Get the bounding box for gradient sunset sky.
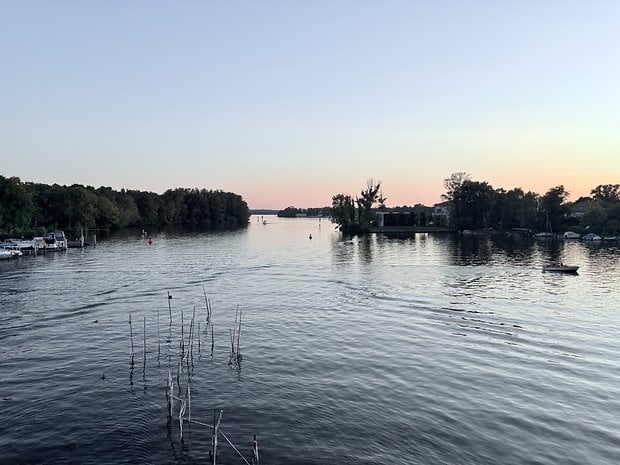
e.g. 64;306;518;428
1;1;619;209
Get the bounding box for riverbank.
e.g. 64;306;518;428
369;225;453;234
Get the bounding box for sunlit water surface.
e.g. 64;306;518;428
1;216;619;465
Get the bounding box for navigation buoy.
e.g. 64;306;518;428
148;237;153;245
309;234;312;240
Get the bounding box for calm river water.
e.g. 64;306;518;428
1;216;619;465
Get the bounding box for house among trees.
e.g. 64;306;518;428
432;201;451;227
374;205;435;228
569;197;593;218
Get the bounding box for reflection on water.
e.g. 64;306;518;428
1;216;619;465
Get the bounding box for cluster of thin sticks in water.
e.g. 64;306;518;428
127;286;259;465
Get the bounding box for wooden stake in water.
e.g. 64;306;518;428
167;291;173;324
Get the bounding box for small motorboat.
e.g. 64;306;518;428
542;264;579;273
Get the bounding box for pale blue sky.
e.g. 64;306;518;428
1;1;619;208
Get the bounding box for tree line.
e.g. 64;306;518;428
442;172;620;235
330;175;620;236
277;206;332;218
0;175;251;237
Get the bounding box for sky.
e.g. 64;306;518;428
1;1;619;209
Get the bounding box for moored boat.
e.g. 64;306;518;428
534;232;554;239
0;248;22;259
563;231;581;240
44;231;68;251
0;240;37;255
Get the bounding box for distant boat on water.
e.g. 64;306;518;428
543;264;579;273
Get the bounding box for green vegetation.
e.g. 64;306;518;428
0;175;250;237
331;180;382;233
441;173;620;236
331;175;620;236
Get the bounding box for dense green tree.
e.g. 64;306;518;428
113;190;140;228
581;203;608;234
539;185;570;233
96;195;121;228
68;185;99;228
0;176;33;234
331;194;356;232
127;190;161;225
580;186;620;235
491;187;539;230
451;180;495;230
590;184;620;203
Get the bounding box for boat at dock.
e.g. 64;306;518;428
0;248;22;259
0;240;39;256
44;231;68;251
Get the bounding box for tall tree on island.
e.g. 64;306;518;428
331;179;382;233
356;179;382;229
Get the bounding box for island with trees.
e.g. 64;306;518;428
330;174;620;238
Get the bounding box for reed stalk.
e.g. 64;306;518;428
167;291;173;324
236;307;242;362
197;322;201;355
157;304;161;361
252;434;259;465
181;309;185;358
129;314;134;366
143;316;147;380
203;285;211;325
